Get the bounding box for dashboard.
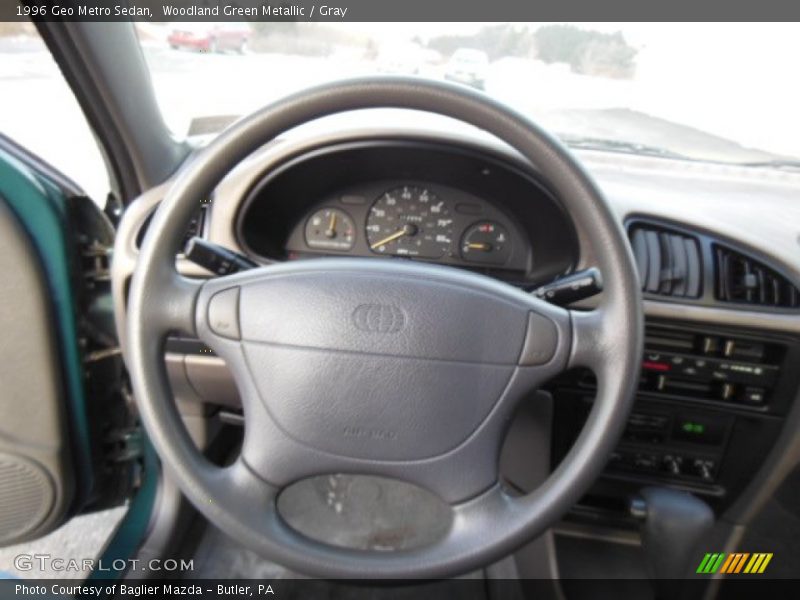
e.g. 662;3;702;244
113;122;800;558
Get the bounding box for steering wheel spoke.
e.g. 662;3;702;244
164;274;204;336
133;268;204;338
210;457;280;517
567;307;611;371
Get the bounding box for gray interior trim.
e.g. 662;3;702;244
0;198;74;545
643;300;800;334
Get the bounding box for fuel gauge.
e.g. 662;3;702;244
460;221;511;266
305;208;356;251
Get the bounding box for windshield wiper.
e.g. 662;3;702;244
558;134;689;160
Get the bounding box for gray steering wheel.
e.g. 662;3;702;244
127;78;643;579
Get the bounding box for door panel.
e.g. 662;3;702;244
0;149;92;544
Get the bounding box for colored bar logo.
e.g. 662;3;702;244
696;553;773;574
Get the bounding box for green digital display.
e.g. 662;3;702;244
681;421;706;435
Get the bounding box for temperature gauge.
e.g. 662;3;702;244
460;221;511;266
304;208;356;251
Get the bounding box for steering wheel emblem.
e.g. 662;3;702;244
351;303;406;334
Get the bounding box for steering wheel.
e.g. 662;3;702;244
127;78;643;579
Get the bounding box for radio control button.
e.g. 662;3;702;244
656;375;667;391
701;336;719;355
742;387;766;404
721;383;735;401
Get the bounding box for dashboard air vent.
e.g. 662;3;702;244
714;245;799;308
629;224;702;298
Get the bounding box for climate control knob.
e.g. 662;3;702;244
662;455;682;476
693;459;714;481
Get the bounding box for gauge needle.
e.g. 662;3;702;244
325;213;337;238
467;242;492;251
370;224;417;250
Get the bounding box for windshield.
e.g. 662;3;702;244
138;22;800;166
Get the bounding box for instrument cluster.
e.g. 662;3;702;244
236;140;579;285
293;181;524;270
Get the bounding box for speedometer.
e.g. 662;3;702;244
366;186;453;258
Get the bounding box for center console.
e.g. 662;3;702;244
551;321;800;522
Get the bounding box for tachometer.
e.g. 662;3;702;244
366;186;453;258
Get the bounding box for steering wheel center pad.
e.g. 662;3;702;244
196;259;570;499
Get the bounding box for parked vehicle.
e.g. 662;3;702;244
444;48;489;89
167;22;250;53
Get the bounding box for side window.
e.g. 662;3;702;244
0;22;109;203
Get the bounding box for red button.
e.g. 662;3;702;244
642;361;671;372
